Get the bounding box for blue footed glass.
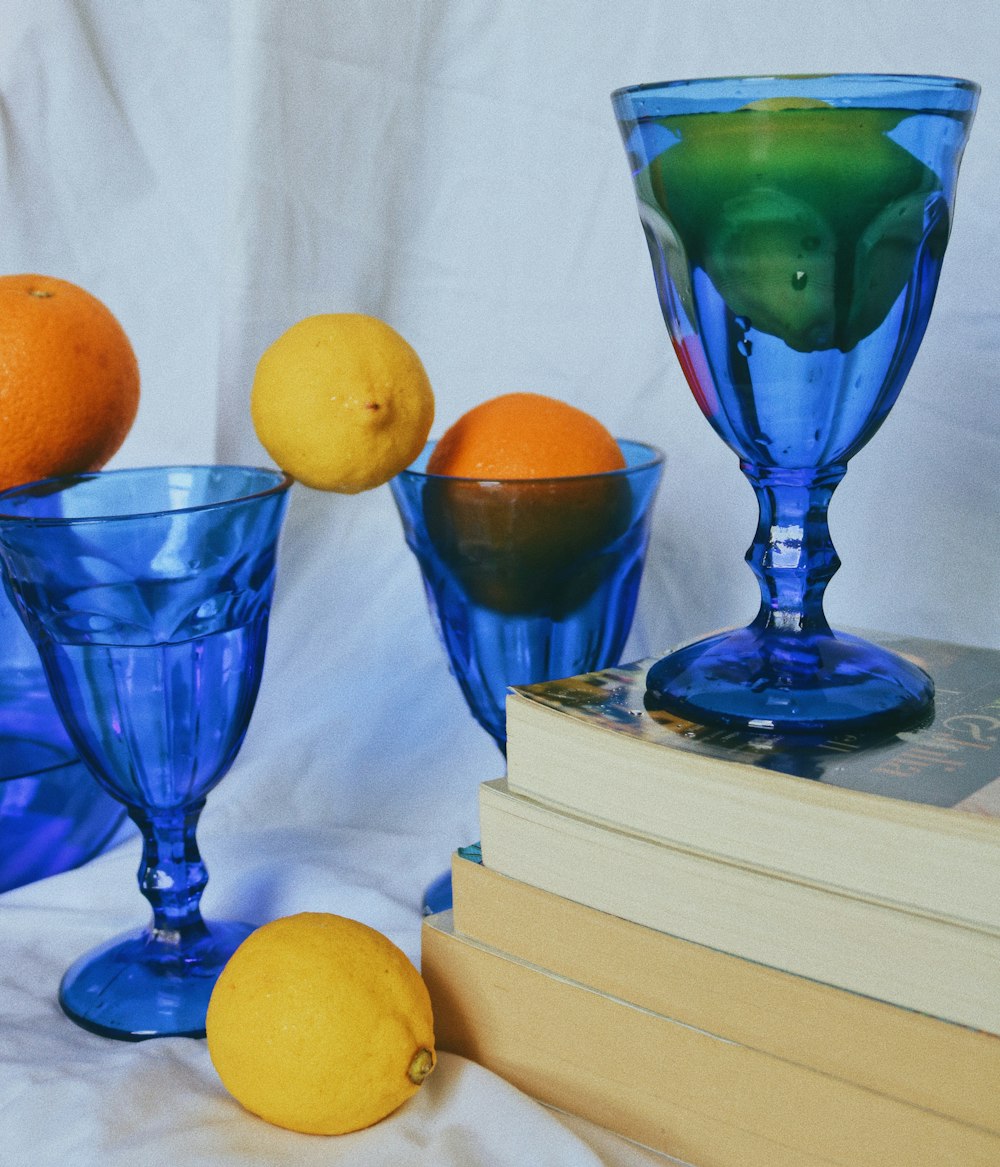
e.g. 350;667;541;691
0;465;292;1039
613;73;978;733
0;589;129;893
392;440;663;911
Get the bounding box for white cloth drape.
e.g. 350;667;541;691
1;3;998;1164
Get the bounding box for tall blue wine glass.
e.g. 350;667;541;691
613;74;978;732
391;439;663;910
0;465;291;1039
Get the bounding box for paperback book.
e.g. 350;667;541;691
478;776;1000;1034
423;908;1000;1167
450;854;1000;1134
504;633;1000;931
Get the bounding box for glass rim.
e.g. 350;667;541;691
395;438;665;486
612;72;981;102
0;463;294;526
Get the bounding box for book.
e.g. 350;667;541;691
423;909;1000;1167
477;777;1000;1034
503;633;1000;933
450;853;1000;1134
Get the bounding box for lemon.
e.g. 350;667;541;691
251;314;434;493
206;912;436;1135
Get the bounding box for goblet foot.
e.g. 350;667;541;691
58;919;256;1040
422;869;454;917
422;844;483;916
646;627;933;734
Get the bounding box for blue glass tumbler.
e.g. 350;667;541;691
392;440;664;910
613;74;978;733
0;588;129;893
0;465;292;1039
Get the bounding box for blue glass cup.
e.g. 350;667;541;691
613;74;978;733
392;440;664;909
0;465;292;1039
0;589;129;893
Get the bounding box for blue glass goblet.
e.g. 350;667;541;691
613;73;978;732
391;439;664;910
0;588;129;893
0;465;292;1039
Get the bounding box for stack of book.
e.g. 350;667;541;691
421;633;1000;1166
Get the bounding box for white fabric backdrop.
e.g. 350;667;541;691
1;3;998;1164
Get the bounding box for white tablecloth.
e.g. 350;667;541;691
1;801;677;1166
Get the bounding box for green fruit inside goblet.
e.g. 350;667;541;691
646;100;945;352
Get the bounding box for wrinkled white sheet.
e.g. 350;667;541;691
1;821;679;1166
1;2;998;1164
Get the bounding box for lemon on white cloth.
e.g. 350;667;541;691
206;912;436;1135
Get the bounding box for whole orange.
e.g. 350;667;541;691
0;274;140;491
423;393;631;615
426;392;625;478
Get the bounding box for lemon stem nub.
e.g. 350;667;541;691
407;1047;435;1086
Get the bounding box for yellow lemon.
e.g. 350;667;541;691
206;912;436;1135
251;314;434;493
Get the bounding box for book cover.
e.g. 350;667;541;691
504;633;1000;931
451;853;1000;1134
478;777;1000;1035
423;910;1000;1167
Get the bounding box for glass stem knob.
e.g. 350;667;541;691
131;802;210;940
743;462;845;641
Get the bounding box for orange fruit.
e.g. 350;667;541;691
426;391;625;478
423;393;631;615
0;274;140;492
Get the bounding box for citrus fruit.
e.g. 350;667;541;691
426;391;625;478
422;393;631;615
205;912;436;1135
250;314;434;493
0;274;140;492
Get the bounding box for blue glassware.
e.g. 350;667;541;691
613;73;978;733
0;465;291;1039
0;590;129;893
392;440;664;911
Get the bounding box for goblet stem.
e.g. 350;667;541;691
743;462;844;650
647;452;933;730
646;460;934;731
59;797;254;1039
132;802;210;941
